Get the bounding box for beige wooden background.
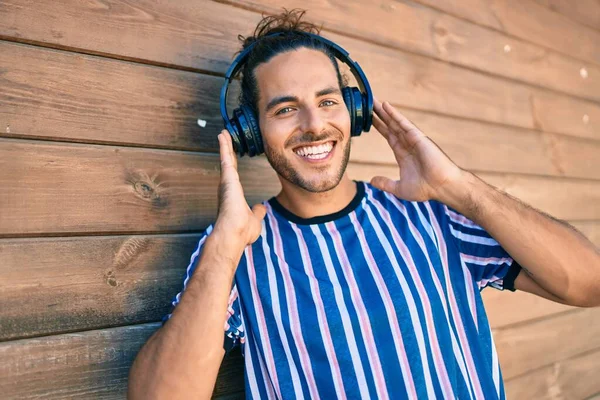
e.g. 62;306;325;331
1;1;599;399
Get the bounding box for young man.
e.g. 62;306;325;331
128;10;600;400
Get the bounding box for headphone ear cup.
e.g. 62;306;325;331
232;107;250;156
342;87;356;136
350;87;365;137
240;104;263;157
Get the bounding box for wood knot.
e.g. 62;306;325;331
127;171;168;207
113;237;149;269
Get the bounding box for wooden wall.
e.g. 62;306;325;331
1;1;599;398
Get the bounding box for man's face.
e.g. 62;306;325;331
255;47;352;193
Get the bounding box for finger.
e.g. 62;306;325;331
382;102;422;134
370;176;399;196
218;132;239;182
372;113;390;139
251;203;267;221
373;99;400;134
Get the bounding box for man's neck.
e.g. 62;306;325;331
274;175;357;219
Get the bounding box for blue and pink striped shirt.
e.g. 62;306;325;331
165;181;520;399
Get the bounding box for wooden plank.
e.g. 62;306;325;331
2;229;591;341
0;0;247;73
571;220;600;247
505;347;600;400
0;234;202;340
482;289;573;328
0;40;234;152
0;138;280;236
351;108;600;180
2;5;600;141
493;307;600;379
218;0;600;102
328;30;600;141
0;323;245;399
1;140;598;236
534;0;600;32
413;0;600;67
3;40;598;180
347;163;600;221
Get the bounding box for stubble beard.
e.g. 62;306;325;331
264;135;352;193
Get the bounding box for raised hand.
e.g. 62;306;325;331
213;130;266;246
370;99;464;202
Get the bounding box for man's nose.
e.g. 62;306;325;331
299;106;325;135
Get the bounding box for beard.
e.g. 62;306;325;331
263;130;351;193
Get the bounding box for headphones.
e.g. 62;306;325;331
219;31;373;157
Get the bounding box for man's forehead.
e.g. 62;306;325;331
255;48;340;102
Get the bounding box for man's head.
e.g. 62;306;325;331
238;10;352;193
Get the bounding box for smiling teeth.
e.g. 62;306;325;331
295;142;334;158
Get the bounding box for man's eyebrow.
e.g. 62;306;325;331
265;95;298;114
316;86;342;97
264;87;343;113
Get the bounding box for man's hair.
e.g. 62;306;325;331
236;9;347;116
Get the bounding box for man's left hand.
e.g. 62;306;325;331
370;99;464;202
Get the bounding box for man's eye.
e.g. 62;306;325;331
276;107;294;115
321;100;336;107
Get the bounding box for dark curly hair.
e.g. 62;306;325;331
236;9;347;117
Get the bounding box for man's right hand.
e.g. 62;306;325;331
213;130;267;247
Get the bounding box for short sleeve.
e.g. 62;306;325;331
440;203;521;291
161;225;246;353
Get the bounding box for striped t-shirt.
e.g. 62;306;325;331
165;181;521;399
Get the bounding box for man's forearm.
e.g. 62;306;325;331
128;230;246;399
435;170;600;306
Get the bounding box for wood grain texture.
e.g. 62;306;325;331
347;163;600;221
0;323;245;399
1;139;598;237
0;138;280;236
534;0;600;32
414;0;600;67
0;40;236;152
482;289;573;328
2;230;592;341
0;234;202;340
2;39;598;179
217;0;600;102
505;347;600;400
2;4;600;140
494;307;600;380
351;108;600;180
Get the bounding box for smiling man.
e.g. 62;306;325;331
128;9;600;400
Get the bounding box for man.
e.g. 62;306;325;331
128;10;600;400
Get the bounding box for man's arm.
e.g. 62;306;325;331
436;170;600;307
368;99;600;308
127;131;266;399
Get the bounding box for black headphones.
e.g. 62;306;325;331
219;31;373;157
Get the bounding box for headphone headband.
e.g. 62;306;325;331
220;31;373;156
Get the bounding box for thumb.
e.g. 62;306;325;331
370;176;399;195
251;203;267;221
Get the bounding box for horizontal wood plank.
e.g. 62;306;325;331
505;347;600;400
0;234;202;340
2;4;600;141
3;228;593;340
2;40;598;180
347;163;600;221
493;307;600;379
0;323;245;399
351;108;600;180
218;0;600;102
534;0;600;32
0;40;235;152
0;138;280;236
414;0;600;67
482;289;573;328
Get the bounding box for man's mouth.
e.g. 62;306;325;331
293;141;336;161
